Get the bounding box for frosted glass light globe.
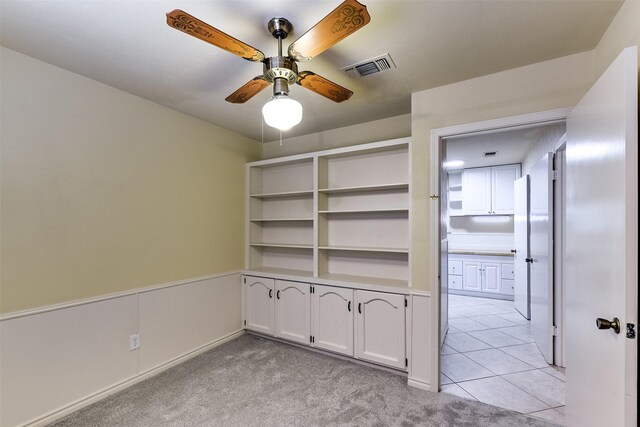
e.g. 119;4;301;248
262;95;303;131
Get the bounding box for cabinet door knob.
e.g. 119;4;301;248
269;289;273;298
276;290;280;299
358;303;362;314
348;301;351;312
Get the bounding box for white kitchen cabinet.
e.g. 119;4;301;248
463;261;501;293
244;276;275;335
312;285;354;356
462;164;521;215
275;280;310;345
451;255;514;298
355;290;406;369
462;261;482;291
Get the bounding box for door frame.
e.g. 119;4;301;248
429;107;572;392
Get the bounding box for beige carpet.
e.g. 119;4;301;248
49;334;557;426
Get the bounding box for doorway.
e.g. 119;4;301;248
431;109;570;424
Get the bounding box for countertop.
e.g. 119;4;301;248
448;249;515;257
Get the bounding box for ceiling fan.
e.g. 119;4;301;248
166;0;371;130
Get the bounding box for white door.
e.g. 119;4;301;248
482;263;501;293
462;261;482;291
492;164;520;214
312;285;353;356
462;168;492;215
244;276;275;335
514;175;531;319
565;46;637;427
274;280;310;344
529;153;554;364
355;290;405;369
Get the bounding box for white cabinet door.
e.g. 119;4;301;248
244;276;275;335
492;165;521;214
275;280;310;345
462;168;492;215
355;290;405;369
481;262;501;293
448;275;462;290
312;285;353;356
462;261;482;291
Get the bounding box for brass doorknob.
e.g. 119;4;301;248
596;317;621;334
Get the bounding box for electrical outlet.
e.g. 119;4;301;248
129;334;140;351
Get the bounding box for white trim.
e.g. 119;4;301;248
247;137;410;167
407;378;432;391
0;270;241;321
20;330;244;427
429;107;572;394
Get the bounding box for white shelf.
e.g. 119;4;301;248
318;208;408;215
318;273;408;289
319;245;408;254
250;218;314;222
319;183;409;194
250;243;313;249
248;266;315;278
250;190;313;199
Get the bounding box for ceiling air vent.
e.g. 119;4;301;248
341;53;397;78
483;151;498;157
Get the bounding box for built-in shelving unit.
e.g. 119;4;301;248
246;138;411;288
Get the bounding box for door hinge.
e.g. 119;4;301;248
552;326;558;336
405;358;408;367
626;323;636;339
552;169;559;181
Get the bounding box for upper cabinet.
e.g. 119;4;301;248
460;164;521;215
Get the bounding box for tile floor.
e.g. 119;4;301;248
441;294;566;425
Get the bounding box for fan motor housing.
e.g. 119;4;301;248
263;56;298;85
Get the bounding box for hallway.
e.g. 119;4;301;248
441;295;565;424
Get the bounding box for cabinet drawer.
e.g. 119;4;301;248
448;260;462;275
501;279;514;294
501;263;514;280
448;275;462;290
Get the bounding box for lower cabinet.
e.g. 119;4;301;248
450;255;515;298
275;280;311;345
355;290;406;369
243;276;406;370
244;276;275;335
312;285;354;356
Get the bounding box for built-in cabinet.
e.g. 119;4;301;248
243;275;407;371
456;164;521;215
448;254;514;298
247;138;410;287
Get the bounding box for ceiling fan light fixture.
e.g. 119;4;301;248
262;95;303;131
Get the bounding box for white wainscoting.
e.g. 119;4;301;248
407;293;433;391
0;272;243;427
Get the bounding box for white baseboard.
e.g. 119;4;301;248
407;378;432;391
22;330;244;427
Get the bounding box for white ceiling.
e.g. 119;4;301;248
445;122;566;169
0;0;622;141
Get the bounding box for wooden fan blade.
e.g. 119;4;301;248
288;0;371;62
297;71;353;103
225;76;270;103
166;9;265;62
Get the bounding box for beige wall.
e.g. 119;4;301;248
262;113;411;158
593;0;640;78
0;47;261;314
